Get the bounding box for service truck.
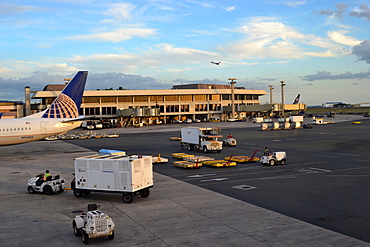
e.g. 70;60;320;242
181;127;223;153
71;154;153;203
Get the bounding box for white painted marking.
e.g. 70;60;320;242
337;153;362;157
200;178;228;182
238;167;259;170
327;175;370;178
232;185;257;191
259;176;296;180
298;168;317;173
298;167;331;173
187;174;216;178
299;149;318;152
309;167;331;172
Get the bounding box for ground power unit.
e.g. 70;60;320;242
72;154;153;203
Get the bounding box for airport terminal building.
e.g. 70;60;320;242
30;83;267;125
1;82;307;126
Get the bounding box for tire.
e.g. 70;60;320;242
140;188;150;198
217;150;221;153
108;230;114;240
187;145;191;151
269;159;276;166
123;193;133;203
73;189;83;197
203;146;208;153
280;159;286;165
43;185;54;195
27;186;35;194
73;220;81;236
81;232;89;244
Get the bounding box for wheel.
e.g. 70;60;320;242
280;159;286;165
203;146;208;153
140;188;150;198
187;145;191;151
27;186;35;194
43;185;54;195
73;220;81;236
81;232;89;244
122;193;133;203
73;189;83;197
269;159;276;166
108;230;114;240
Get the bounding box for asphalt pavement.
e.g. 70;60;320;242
0;115;369;246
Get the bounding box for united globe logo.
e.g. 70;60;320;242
42;93;78;118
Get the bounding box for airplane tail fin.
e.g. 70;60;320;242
292;94;300;104
42;71;88;118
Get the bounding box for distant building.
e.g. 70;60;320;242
322;102;350;107
31;83;267;124
0;100;24;119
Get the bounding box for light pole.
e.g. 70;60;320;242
228;78;237;119
280;81;286;117
268;85;274;104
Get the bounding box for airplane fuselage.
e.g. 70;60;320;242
0;118;82;145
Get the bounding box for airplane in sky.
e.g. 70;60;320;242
211;61;221;65
292;94;300;104
0;71;88;146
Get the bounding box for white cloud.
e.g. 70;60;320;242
67;27;157;43
225;6;235;12
187;0;214;8
0;3;45;15
103;3;136;22
328;30;362;46
283;1;306;8
218;17;341;60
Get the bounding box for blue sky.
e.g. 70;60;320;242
1;0;370;105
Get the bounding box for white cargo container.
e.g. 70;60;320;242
71;154;153;203
289;116;303;122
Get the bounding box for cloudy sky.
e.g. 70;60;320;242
1;0;370;105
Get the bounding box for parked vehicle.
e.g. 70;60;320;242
73;204;115;244
181;127;223;153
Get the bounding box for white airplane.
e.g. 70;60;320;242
0;71;88;146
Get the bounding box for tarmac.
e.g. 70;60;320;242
0;115;369;246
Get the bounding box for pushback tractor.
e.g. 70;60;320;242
73;204;115;244
27;174;65;195
260;151;287;166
